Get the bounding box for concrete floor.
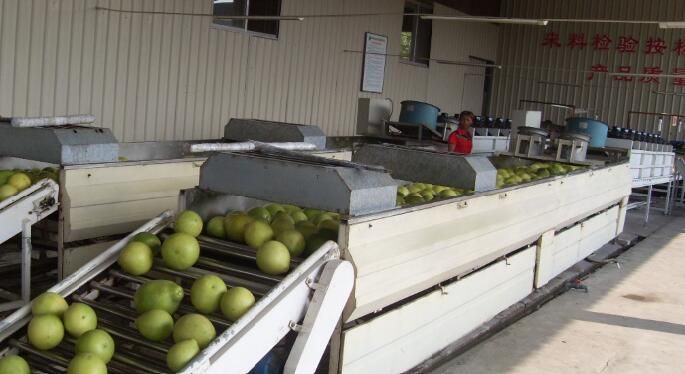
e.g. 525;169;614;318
434;207;685;374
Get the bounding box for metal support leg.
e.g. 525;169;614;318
665;180;673;216
644;184;653;226
21;219;32;304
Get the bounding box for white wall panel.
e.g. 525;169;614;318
0;0;498;140
493;0;685;140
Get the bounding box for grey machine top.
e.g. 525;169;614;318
223;118;327;150
352;143;497;192
199;148;398;216
0;123;119;165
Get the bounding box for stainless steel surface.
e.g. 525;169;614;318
224;118;327;150
199;151;397;216
352;144;498;192
0;123;119;164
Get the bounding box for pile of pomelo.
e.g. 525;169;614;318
496;162;584;188
0;168;59;202
396;183;471;206
205;204;340;275
7;291;113;374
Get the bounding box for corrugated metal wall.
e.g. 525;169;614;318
492;0;685;140
0;0;498;141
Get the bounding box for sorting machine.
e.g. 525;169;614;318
176;144;631;374
0;211;355;373
0;118;349;278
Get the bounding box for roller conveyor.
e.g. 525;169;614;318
0;211;354;373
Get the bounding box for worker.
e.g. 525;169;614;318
447;111;474;154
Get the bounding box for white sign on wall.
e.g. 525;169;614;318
361;32;388;93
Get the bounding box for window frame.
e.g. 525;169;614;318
211;0;282;39
400;0;433;66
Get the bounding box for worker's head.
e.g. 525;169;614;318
458;111;475;130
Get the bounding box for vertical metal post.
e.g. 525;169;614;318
644;184;653;225
21;219;32;304
665;178;673;215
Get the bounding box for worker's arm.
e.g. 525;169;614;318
447;142;456;152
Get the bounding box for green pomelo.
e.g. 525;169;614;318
206;216;226;238
28;314;64;350
248;207;272;223
134;280;184;315
161;233;200;270
220;287;255;322
31;292;68;317
191;274;227;314
224;213;254;243
0;355;30;374
118;241;153;275
173;314;216;349
132;232;162;255
167;339;199;373
244;220;274;249
175;210;203;237
136;309;174;342
67;353;107;374
256;241;290;275
276;229;306;257
75;329;115;364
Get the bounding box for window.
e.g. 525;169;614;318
213;0;282;37
400;1;433;65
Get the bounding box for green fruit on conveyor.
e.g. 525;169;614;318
173;314;216;349
191;274;228;314
28;314;64;350
31;292;69;317
295;221;318;239
248;206;272;223
75;329;115;364
206;216;226;238
245;220;275;249
167;339;200;373
8;172;31;191
175;210;203;237
136;309;175;342
63;303;98;338
256;240;291;275
0;355;30;374
290;210;309;223
305;234;328;256
224;213;254;243
271;216;296;235
161;233;201;270
276;229;306;257
0;184;18;201
265;203;286;216
220;286;256;322
67;353;107;374
131;232;162;255
118;241;154;275
134;280;184;315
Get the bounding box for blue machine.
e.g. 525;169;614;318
565;117;609;147
398;100;441;130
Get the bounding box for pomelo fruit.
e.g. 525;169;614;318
404;194;425;205
276;229;305;257
407;184;422;194
0;355;30;374
132;232;162;255
63;303;97;337
8;173;31;191
67;353;107;374
420;191;434;201
295;221;318;239
118;241;153;275
281;204;301;214
256;241;290;275
248;207;272;223
244;220;274;249
303;208;322;221
135;309;174;341
397;186;409;197
439;189;458;198
175;210;203;237
161;233;200;270
0;171;15;186
206;216;226;238
224;213;254;243
312;213;335;226
167;339;199;373
317;219;339;236
0;184;18;201
173;314;216;349
265;204;285;216
272;211;295;224
305;234;329;256
220;287;255;322
75;329;115;363
32;292;68;317
290;210;308;223
191;274;227;314
28;314;64;350
134;280;184;315
396;195;405;206
270;217;295;235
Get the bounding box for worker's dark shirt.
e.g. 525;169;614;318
448;128;473;154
